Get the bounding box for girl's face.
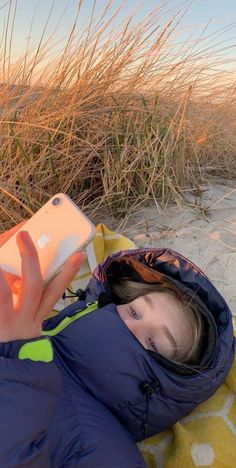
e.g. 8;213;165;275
116;292;193;360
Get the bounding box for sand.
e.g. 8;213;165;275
98;181;236;317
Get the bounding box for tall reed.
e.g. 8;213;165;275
0;0;235;228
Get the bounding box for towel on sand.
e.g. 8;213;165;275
52;223;236;468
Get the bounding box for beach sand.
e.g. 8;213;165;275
97;181;236;318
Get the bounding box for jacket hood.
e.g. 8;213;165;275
56;248;235;440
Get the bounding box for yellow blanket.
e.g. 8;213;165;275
53;223;236;468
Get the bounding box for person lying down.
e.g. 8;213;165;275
0;223;234;467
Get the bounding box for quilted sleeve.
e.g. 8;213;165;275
64;385;146;468
0;337;62;467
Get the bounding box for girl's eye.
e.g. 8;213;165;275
129;306;139;319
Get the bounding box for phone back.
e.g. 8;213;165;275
0;193;95;284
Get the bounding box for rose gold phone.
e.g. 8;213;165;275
0;193;96;287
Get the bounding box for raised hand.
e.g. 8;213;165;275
0;229;85;342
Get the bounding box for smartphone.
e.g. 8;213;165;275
0;193;96;287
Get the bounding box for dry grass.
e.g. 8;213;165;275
0;0;236;230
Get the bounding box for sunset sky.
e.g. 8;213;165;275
0;0;235;73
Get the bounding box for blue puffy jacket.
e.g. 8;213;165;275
0;248;235;467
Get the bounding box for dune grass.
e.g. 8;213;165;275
0;0;236;229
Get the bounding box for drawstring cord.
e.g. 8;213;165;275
62;288;86;300
140;380;160;436
62;289;111;308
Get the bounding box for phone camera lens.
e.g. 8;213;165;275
52;197;61;206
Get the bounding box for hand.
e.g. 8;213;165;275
0;220;28;291
0;229;85;342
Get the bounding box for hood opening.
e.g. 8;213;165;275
103;251;218;375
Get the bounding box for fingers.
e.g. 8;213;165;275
0;220;27;247
1;272;22;293
36;252;86;323
0;268;14;319
16;231;44;316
